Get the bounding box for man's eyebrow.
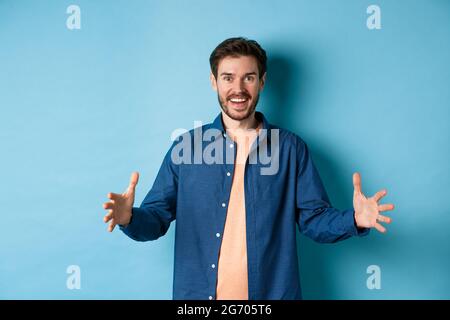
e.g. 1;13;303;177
219;72;258;77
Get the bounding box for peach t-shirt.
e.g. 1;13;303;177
216;123;261;300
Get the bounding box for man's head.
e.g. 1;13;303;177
209;37;267;121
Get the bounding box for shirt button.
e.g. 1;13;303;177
209;296;213;300
211;264;216;269
216;233;221;238
229;143;234;148
221;203;226;207
226;172;231;176
223;133;227;138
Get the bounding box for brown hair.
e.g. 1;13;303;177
209;37;267;80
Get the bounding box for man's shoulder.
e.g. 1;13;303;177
171;122;222;142
270;124;308;151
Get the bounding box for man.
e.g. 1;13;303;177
102;37;394;300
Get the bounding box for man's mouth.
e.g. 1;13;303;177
228;96;249;109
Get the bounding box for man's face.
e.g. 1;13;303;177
210;55;266;121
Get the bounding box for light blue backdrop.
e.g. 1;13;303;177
1;0;449;299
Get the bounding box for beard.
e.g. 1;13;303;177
217;91;260;121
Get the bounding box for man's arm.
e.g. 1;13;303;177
295;138;394;243
103;142;179;242
295;139;369;243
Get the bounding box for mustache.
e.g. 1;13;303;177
227;93;251;100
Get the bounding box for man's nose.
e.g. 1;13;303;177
232;79;245;92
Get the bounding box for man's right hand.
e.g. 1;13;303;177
103;172;139;232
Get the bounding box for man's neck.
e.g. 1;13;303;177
221;111;259;131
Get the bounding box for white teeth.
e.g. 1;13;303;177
230;98;247;102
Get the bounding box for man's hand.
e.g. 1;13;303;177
353;172;394;233
103;172;139;232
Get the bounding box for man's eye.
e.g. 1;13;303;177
223;77;232;81
245;76;254;81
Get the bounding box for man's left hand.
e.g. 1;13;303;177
353;172;395;233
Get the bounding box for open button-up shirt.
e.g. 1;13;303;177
120;111;369;300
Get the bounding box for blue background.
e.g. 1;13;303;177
1;0;449;299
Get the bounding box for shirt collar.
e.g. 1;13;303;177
210;111;274;142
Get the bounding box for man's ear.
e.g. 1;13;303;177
210;72;218;92
259;72;267;91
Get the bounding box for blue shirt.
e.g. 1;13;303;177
120;111;369;300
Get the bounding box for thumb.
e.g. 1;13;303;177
353;172;362;194
126;171;140;195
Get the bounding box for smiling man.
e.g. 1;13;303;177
102;37;395;300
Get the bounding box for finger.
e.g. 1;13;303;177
378;203;394;212
103;201;115;210
107;192;121;200
126;171;140;194
108;219;117;232
104;211;113;223
373;189;387;202
353;172;362;194
376;214;392;224
374;223;386;233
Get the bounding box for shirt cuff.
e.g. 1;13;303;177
344;208;370;237
119;207;141;232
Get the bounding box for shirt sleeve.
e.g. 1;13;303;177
119;142;178;242
295;138;369;243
